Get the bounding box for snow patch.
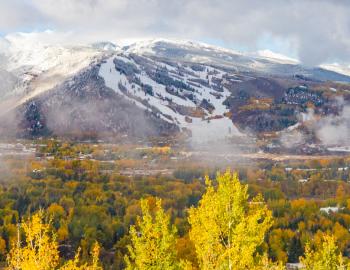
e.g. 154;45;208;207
255;50;299;64
98;55;243;142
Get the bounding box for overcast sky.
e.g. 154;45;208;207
0;0;349;66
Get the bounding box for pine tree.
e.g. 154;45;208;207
125;198;184;270
288;236;303;263
188;170;283;270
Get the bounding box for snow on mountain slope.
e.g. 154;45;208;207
125;38;248;70
98;53;243;142
254;50;299;64
125;38;242;56
125;38;350;83
320;63;350;77
2;35;349;112
2;35;350;142
0;32;103;114
91;42;120;51
98;57;149;111
128;38;298;66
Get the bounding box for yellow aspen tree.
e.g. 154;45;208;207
7;211;102;270
6;211;60;270
300;234;348;270
125;198;184;270
188;170;283;270
61;242;102;270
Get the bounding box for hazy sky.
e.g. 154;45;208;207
0;0;350;66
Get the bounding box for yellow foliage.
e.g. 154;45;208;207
61;242;102;270
125;198;183;270
30;161;44;171
300;234;348;270
0;237;6;255
6;211;102;270
151;146;171;155
188;170;283;270
7;211;59;270
176;235;197;268
336;184;346;204
48;203;66;218
57;223;69;242
239;97;273;111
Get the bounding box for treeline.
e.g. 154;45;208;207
6;171;350;269
0;158;204;269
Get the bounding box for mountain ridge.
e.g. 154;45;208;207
1;34;350;147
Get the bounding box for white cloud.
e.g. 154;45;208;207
0;0;349;66
0;1;41;30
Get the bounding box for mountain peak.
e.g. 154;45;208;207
124;38;242;56
90;41;119;51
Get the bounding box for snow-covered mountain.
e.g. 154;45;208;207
91;41;120;52
98;54;243;142
1;34;350;143
0;32;102;113
124;39;350;81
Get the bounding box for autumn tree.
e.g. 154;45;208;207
188;170;283;270
61;242;102;270
7;211;102;270
300;234;348;270
7;211;60;270
269;228;295;263
125;198;185;270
